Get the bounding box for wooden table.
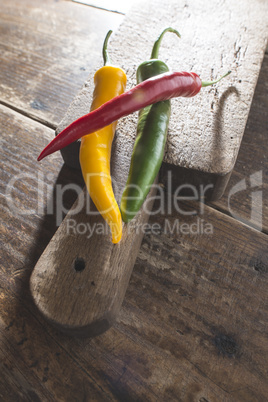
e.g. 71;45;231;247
1;1;267;400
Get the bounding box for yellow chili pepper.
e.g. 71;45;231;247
79;31;127;244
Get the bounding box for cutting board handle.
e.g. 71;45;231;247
30;187;155;337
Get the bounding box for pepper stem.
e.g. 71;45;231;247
150;27;181;59
202;70;232;87
102;30;112;66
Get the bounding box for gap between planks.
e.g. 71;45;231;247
206;201;268;236
71;0;126;15
0;99;57;131
71;0;132;15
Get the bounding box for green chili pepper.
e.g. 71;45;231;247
120;27;181;222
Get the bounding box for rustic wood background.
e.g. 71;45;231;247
0;0;267;401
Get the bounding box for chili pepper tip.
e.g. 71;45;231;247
37;144;52;161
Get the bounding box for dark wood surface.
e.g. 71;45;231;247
0;0;267;401
0;0;123;127
210;57;268;233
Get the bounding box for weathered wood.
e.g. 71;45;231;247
0;102;87;287
1;105;268;400
0;0;123;126
125;202;268;401
57;0;268;201
0;286;114;401
30;184;156;336
210;54;268;233
1;0;268;399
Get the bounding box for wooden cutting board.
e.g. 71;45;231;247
30;0;268;337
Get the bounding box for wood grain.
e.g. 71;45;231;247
1;0;268;400
0;0;123;127
1;104;268;401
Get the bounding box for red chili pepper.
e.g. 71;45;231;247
38;70;231;161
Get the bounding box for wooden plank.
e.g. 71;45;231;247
1;105;268;400
0;104;84;284
57;0;268;201
0;286;115;401
210;54;268;233
124;204;268;401
0;0;123;126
